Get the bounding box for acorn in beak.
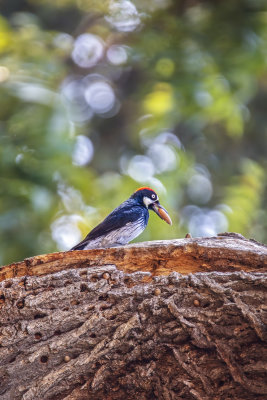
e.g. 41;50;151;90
151;201;172;225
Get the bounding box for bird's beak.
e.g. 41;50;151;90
151;201;172;225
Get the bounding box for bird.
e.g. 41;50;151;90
70;187;172;250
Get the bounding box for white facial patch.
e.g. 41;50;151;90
143;196;158;208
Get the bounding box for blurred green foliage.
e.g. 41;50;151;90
0;0;266;265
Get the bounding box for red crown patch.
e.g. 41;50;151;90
135;187;154;193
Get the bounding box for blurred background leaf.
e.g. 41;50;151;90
0;0;266;265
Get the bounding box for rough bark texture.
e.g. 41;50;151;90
0;234;267;400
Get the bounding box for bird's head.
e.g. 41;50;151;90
131;187;172;225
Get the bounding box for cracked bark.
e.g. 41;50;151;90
0;234;266;400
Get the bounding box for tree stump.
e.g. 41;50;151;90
0;234;267;399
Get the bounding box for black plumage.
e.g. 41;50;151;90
70;187;171;250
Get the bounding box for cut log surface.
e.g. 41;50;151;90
0;234;267;399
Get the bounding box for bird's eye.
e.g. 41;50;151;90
151;194;156;199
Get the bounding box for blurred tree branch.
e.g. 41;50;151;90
1;0;267;265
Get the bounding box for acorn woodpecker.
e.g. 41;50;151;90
70;187;172;250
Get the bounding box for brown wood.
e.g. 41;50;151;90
1;234;266;282
0;233;266;399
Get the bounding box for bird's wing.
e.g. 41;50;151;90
71;203;147;250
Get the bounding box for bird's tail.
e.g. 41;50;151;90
70;236;101;251
70;238;89;251
70;243;85;251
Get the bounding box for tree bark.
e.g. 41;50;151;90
0;234;266;400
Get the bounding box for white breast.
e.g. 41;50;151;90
83;220;146;249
